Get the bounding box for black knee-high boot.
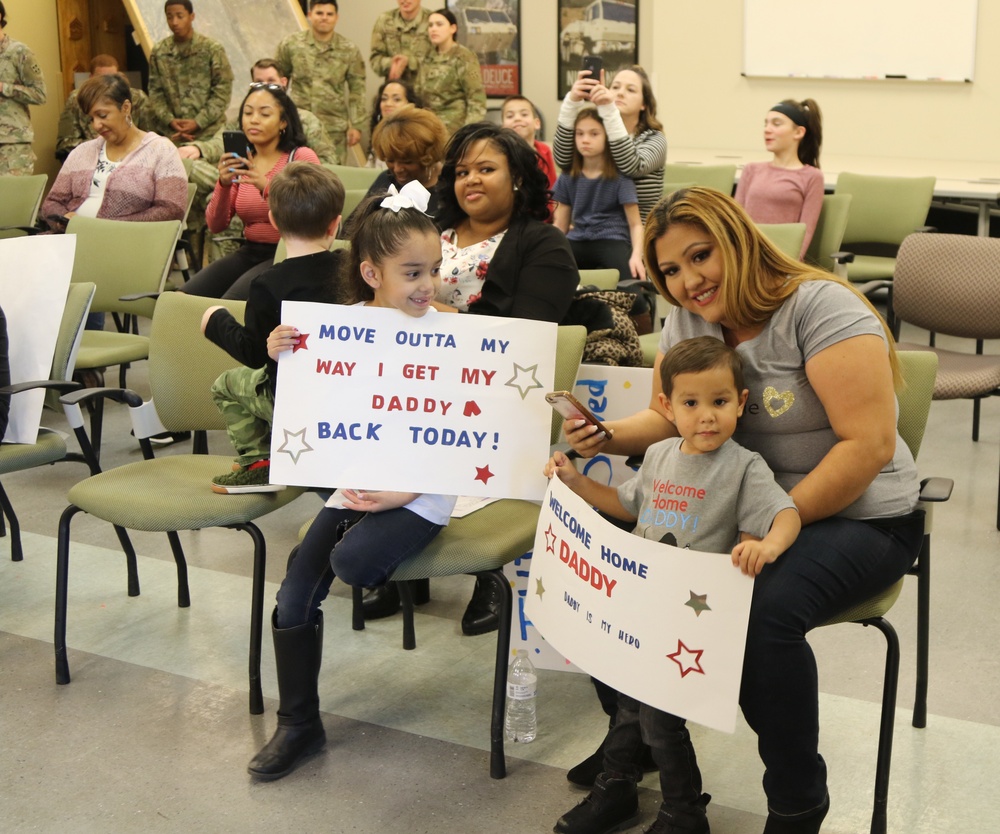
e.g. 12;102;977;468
247;608;326;780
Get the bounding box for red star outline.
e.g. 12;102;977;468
474;465;494;485
292;332;309;352
544;524;557;553
666;640;705;678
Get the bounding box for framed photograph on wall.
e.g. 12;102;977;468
557;0;639;99
447;0;521;98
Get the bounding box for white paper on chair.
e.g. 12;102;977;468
0;235;76;444
526;477;754;733
270;301;557;500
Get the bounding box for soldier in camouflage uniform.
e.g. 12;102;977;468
370;0;431;86
416;9;486;137
147;1;233;145
275;1;366;166
178;59;336;267
56;55;147;161
0;2;47;176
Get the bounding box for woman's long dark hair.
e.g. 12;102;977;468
777;98;823;168
436;122;551;229
368;79;423;140
239;83;307;154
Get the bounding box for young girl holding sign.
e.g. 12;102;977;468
248;181;457;782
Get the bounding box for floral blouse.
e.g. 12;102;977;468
436;227;506;311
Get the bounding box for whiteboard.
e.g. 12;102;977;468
743;0;978;82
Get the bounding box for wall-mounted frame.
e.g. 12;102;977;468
557;0;638;99
448;0;521;98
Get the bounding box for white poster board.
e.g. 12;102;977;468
0;236;75;444
270;302;557;500
527;477;754;733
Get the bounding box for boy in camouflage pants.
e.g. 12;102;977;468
200;163;345;493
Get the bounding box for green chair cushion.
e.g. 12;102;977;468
847;255;895;283
821;578;904;626
75;331;150;369
639;331;659;367
68;454;304;531
0;429;66;475
390;499;542;580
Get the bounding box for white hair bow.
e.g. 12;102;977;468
379;180;431;213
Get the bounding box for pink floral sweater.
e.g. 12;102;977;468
41;132;187;222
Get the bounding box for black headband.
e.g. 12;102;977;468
770;103;808;128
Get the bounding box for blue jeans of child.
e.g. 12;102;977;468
275;505;444;629
604;512;924;819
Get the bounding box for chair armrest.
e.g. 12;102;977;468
830;251;855;264
915;226;937;234
60;387;144;409
918;477;953;503
0;224;43;236
0;379;81;397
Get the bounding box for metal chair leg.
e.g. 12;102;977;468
912;536;930;728
398;581;416;650
0;482;23;562
165;531;191;607
351;585;365;631
54;505;85;685
482;568;513;779
232;522;266;716
860;616;900;834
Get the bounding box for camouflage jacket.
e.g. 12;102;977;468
188;107;337;166
0;34;47;144
416;44;486;136
56;87;148;157
275;30;366;134
146;31;233;140
369;8;432;84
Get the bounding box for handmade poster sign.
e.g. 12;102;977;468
270;302;557;500
0;235;75;444
526;476;754;733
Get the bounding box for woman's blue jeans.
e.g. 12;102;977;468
275;505;444;629
604;512;924;819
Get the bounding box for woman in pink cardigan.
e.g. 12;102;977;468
41;73;186;226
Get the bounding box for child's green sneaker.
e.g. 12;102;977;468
211;459;285;494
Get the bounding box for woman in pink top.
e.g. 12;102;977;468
735;98;824;260
181;82;319;299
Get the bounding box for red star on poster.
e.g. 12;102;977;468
666;640;705;678
475;465;494;485
544;524;557;553
292;333;309;352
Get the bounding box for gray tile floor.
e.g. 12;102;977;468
1;319;998;834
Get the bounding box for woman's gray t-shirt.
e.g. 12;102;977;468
658;280;919;520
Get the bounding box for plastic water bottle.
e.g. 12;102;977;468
504;650;538;743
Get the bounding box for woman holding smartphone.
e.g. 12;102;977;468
180;82;319;300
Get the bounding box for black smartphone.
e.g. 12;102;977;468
582;55;603;80
222;130;249;159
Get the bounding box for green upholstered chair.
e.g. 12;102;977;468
53;292;306;714
272;236;350;265
805;193;852;273
322;164;380;191
0;282;97;562
758;222;807;260
66;216;182;457
578;268;620;291
663;163;736;196
0;173;47;238
833;172;936;295
662;180;696;199
819;350;951;834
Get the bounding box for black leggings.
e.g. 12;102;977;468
180;241;277;300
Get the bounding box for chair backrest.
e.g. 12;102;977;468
895;351;938;460
893;233;1000;340
341;188;368;226
183;182;198;224
273;236;350;265
66;216;182;319
578;268;619;290
758;222;806;259
805;193;852;271
0;173;47;231
323;164;381;191
551;325;588;444
835;172;936;247
662;181;696;198
147;292;247;431
664;163;736;195
43;282;96;412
